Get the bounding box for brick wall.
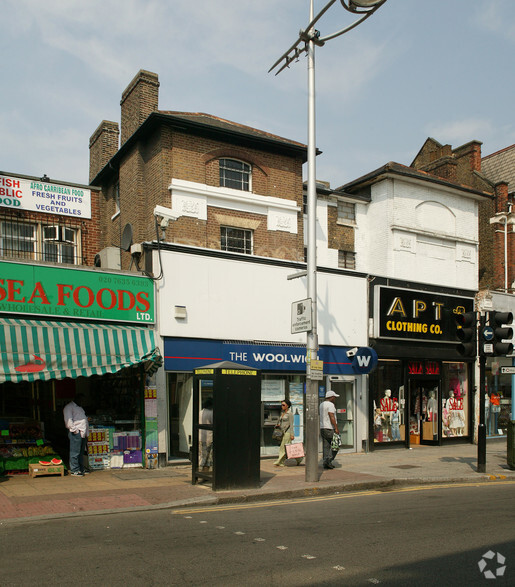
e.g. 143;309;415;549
94;70;305;269
120;70;159;145
89;121;119;183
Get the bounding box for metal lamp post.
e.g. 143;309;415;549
270;0;387;482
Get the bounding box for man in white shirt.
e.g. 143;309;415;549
320;390;340;469
63;394;89;476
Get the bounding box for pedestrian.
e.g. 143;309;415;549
63;393;89;476
274;399;303;467
320;390;339;469
199;397;213;472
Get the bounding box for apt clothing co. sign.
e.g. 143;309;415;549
374;285;474;344
0;261;155;323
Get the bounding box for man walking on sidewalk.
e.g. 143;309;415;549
320;390;339;469
63;394;89;476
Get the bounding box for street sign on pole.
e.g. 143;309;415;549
291;299;312;334
307;359;323;380
501;366;515;374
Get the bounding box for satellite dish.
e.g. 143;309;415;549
121;223;133;252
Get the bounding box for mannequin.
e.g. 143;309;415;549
380;389;394;441
427;389;438;437
447;390;465;436
490;392;501;435
390;397;401;441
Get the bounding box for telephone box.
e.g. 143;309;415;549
192;361;261;490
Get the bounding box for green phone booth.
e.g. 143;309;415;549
192;361;261;490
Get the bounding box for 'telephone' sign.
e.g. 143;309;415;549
0;261;154;323
0;174;91;218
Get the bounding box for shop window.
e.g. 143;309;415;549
220;226;253;255
219;159;251;191
369;360;404;444
485;359;511;437
0;216;80;265
43;225;78;264
0;221;36;260
442;362;469;438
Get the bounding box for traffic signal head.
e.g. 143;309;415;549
454;311;477;357
490;311;514;356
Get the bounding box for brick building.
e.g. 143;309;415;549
89;69;311;268
88;70;370;463
0;171;101;267
481;144;515;292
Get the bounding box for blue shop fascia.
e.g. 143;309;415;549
164;337;375;459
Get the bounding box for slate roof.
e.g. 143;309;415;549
482;144;515;193
159;111;306;151
338;161;493;200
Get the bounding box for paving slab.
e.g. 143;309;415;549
0;439;513;523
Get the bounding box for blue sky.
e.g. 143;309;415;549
2;0;515;189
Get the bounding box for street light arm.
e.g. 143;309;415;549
268;0;386;75
318;9;374;43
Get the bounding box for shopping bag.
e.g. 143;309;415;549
331;433;342;452
286;442;305;459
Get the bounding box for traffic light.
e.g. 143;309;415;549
489;311;514;356
454;311;477;357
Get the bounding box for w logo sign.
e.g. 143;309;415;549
356;355;371;367
350;348;378;374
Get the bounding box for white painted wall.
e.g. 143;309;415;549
353;177;479;289
155;247;368;348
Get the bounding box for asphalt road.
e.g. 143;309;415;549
1;482;514;586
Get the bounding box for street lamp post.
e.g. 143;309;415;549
270;0;387;482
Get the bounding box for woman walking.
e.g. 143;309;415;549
274;399;303;467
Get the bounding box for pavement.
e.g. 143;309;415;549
1;439;514;523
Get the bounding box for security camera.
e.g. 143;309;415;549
153;205;178;226
346;347;358;358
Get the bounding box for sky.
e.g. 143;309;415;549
2;0;515;190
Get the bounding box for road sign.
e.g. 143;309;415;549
307;358;323;380
291;298;312;334
482;326;494;341
501;366;515;374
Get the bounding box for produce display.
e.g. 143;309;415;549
0;421;64;474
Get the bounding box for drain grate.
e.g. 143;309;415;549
390;464;422;470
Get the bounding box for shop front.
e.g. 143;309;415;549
369;283;475;449
164;337;372;459
0;261;162;474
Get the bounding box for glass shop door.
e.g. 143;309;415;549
408;378;440;445
329;380;356;451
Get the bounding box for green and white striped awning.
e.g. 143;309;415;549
0;318;162;383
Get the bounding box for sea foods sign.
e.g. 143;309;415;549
0;261;154;323
0;174;91;218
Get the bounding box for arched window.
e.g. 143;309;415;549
219;159;251;191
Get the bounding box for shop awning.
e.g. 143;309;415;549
0;318;162;383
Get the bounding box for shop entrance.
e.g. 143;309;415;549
408;378;440;445
329;380;356;451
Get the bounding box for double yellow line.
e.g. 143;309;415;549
172;479;515;515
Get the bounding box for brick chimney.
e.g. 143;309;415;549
89;120;119;182
120;70;159;145
452;140;482;185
